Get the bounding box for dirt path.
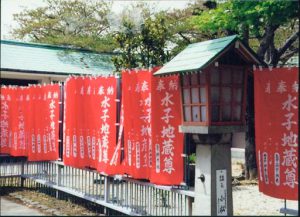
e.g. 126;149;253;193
1;189;103;216
0;196;45;216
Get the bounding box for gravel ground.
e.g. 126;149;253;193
231;160;298;216
233;184;298;216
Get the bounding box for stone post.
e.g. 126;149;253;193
192;134;233;216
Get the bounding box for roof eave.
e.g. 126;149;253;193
0;68;108;76
154;37;238;76
1;40;118;56
154;36;267;77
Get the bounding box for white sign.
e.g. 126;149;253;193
216;169;227;216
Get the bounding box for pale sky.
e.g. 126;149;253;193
1;0;192;40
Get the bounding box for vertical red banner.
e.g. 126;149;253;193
10;88;29;156
151;75;184;185
123;70;152;179
0;87;12;154
254;67;298;200
63;76;119;175
8;88;19;155
123;69;184;184
28;85;60;161
96;77;119;174
63;78;78;167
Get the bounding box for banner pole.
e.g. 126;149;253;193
284;199;287;216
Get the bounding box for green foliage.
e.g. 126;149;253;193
188;153;196;164
112;12;172;72
11;0;213;70
111;1;215;73
191;0;299;65
192;0;298;40
12;0;116;52
12;0;298;68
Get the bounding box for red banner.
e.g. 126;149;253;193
123;69;152;179
63;76;120;175
1;87;12;154
122;69;184;184
1;73;184;185
27;85;60;161
9;88;30;156
151;75;184;185
0;87;30;156
254;67;298;200
1;85;59;160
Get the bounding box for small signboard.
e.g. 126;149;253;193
216;169;227;216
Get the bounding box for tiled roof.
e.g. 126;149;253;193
1;40;116;75
154;35;263;76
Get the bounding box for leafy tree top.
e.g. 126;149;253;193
12;0;116;52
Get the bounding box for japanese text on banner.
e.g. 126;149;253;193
254;67;298;200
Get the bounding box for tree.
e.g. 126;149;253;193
11;0;213;69
109;4;174;72
191;0;299;66
113;14;170;70
110;1;214;72
12;0;116;52
192;0;299;179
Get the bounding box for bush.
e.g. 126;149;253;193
188;153;196;164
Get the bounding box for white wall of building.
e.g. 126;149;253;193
1;70;68;84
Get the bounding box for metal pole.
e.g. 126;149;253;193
20;160;25;187
104;176;110;203
284;199;287;216
59;84;64;160
188;196;193;216
56;163;61;198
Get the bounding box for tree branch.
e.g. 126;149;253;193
277;30;299;58
256;24;279;61
280;46;298;60
178;32;191;44
32;33;40;40
278;46;298;64
280;51;298;65
241;23;249;46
